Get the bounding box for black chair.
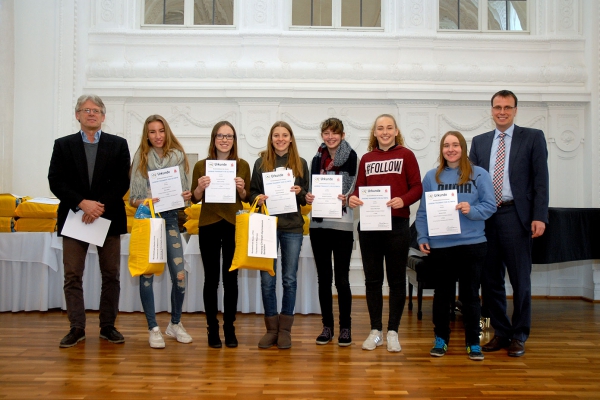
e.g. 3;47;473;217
406;223;456;321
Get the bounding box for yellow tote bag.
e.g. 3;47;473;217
128;199;166;277
230;198;278;276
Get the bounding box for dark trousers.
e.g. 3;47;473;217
429;242;487;346
198;219;238;328
358;218;409;332
482;205;533;342
309;228;353;329
63;235;121;329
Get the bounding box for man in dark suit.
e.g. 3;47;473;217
48;94;130;348
469;90;549;357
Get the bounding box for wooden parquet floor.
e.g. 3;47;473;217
1;298;599;399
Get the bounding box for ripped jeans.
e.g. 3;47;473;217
139;210;186;330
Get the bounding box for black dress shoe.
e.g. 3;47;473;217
99;326;125;344
59;328;86;348
224;326;238;348
482;335;510;352
507;339;525;357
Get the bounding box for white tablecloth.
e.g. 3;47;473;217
0;232;320;314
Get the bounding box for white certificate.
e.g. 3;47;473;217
148;166;185;213
311;175;343;218
359;185;391;231
263;170;297;215
205;160;236;204
425;189;461;237
61;209;111;247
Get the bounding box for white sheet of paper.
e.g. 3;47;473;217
27;197;60;204
263;171;297;215
359;185;391;231
205;160;236;203
148;166;185;213
425;189;461;236
311;175;343;218
248;213;278;258
61;209;111;247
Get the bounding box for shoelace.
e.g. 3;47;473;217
469;345;482;353
339;329;350;339
321;327;332;339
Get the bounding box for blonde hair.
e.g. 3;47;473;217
134;114;189;178
259;121;304;178
435;131;473;186
367;114;404;151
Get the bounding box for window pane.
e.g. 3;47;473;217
459;0;478;29
145;0;184;25
194;0;234;25
488;0;527;31
292;0;332;26
439;0;459;29
342;0;381;27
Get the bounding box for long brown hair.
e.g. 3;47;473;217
259;121;304;178
435;131;473;186
367;114;404;151
207;121;239;161
135;114;189;178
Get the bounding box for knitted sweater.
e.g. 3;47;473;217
415;165;496;249
190;158;251;227
351;145;423;220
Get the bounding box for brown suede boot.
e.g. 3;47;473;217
258;315;279;349
277;314;294;349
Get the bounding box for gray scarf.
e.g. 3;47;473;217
130;148;190;201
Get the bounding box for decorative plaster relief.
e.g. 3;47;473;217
86;60;587;84
245;110;272;148
409;0;424;27
254;0;267;24
100;0;115;22
438;114;494;134
559;0;575;31
551;113;583;152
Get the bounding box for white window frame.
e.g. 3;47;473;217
289;0;384;32
437;0;532;34
140;0;237;30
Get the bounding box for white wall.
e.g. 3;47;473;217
3;0;600;298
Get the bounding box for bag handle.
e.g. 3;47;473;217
143;199;157;218
248;197;270;216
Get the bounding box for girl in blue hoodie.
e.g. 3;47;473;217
416;131;496;361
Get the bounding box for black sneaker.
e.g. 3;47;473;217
316;326;333;345
59;328;86;348
99;326;125;344
338;328;352;347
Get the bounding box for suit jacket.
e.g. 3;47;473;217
469;124;549;231
48;131;131;237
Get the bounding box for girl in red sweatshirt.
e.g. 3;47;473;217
349;114;422;352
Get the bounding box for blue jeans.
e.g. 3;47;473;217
139;210;186;330
261;231;303;317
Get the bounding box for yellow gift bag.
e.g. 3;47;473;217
128;199;166;277
230;198;278;276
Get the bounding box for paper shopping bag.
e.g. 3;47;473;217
128;199;166;277
230;198;278;276
248;212;278;259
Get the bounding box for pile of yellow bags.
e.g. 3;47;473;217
0;194;29;232
13;197;58;232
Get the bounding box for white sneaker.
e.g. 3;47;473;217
362;329;383;350
387;330;401;352
165;322;193;343
149;326;165;349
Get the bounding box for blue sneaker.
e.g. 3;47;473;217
430;336;447;357
467;344;484;361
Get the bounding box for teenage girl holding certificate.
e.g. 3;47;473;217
249;121;309;350
305;118;359;347
191;121;251;349
129;115;192;349
415;131;496;361
348;114;422;353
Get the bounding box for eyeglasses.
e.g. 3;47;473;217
78;108;103;115
492;106;515;112
216;134;234;141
